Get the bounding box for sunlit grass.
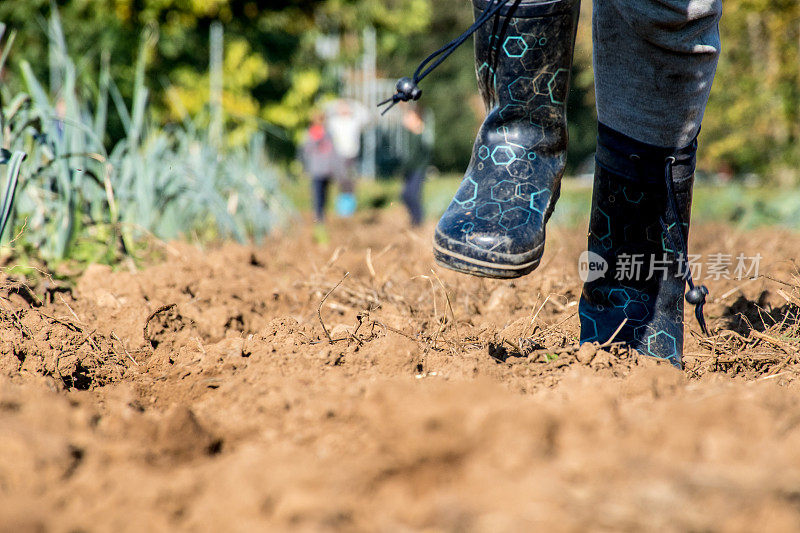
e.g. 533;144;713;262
287;172;800;232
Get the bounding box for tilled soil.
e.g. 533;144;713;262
3;210;800;532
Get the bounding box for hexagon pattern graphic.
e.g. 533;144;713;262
490;146;516;166
647;331;677;360
508;77;535;103
607;288;631;308
547;68;570;105
502;36;528;58
491;180;517;202
499;207;531;231
454;177;478;206
477;202;502;221
580;311;599;343
529;189;550;214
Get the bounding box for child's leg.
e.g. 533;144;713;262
312;178;329;223
433;0;581;279
579;0;722;366
593;0;722;147
402;169;425;227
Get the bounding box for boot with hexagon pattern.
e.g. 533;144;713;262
578;123;710;369
433;0;580;278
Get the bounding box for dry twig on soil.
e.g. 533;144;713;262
317;272;349;344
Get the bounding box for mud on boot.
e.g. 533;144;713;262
432;0;580;279
579;123;709;369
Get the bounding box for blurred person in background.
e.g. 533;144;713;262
400;105;432;227
326;99;368;217
300;111;341;243
382;0;722;368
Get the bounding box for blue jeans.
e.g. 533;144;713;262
312;177;331;222
402;169;425;226
593;0;722;148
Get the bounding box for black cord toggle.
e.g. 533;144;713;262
686;283;709;335
685;285;708;306
377;77;422;115
377;0;507;115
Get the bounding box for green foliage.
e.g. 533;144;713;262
377;0;476;172
0;0;432;157
701;0;800;181
2;0;798;182
0;12;291;265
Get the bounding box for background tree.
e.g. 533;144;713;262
701;0;800;183
1;0;798;181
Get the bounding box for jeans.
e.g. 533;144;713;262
312;177;331;222
402;169;425;226
593;0;722;148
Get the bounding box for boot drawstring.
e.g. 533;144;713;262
377;0;509;115
659;156;710;335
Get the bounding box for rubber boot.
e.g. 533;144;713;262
433;0;580;279
578;123;708;369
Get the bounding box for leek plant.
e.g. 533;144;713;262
0;10;291;265
0;23;26;242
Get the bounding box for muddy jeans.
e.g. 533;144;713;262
593;0;722;148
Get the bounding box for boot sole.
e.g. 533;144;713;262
432;231;543;279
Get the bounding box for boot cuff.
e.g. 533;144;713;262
473;0;579;18
595;122;697;185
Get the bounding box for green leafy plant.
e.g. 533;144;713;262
0;10;292;267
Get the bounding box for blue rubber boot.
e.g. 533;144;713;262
335;192;357;218
579;123;709;369
433;0;581;279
